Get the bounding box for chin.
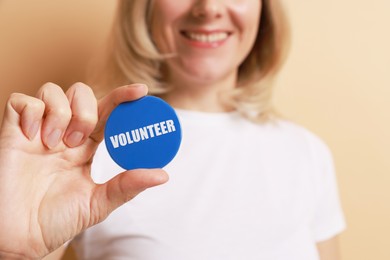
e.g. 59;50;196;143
182;66;230;83
185;71;226;85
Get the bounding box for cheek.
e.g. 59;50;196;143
230;0;262;41
231;0;262;20
151;1;189;53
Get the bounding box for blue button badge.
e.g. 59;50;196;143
104;96;182;170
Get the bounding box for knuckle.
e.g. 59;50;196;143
40;82;63;93
8;92;25;102
69;82;94;95
7;93;25;109
71;81;89;89
28;98;45;111
67;82;96;103
50;107;72;120
37;82;66;101
8;93;45;111
74;112;98;125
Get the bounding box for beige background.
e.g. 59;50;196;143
1;1;389;259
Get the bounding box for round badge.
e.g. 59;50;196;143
104;96;182;170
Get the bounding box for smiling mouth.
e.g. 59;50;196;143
181;31;230;43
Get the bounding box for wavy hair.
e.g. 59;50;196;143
95;0;290;122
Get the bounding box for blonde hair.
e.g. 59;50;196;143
96;0;290;122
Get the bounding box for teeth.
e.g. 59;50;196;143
186;32;228;42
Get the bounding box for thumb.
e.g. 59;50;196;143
92;169;169;222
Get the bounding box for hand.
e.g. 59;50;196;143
0;82;168;259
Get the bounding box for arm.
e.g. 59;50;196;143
316;236;341;260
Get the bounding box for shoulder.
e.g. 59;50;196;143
269;119;334;163
274;119;331;147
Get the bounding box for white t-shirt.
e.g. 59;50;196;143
72;110;345;260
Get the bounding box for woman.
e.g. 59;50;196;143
0;0;345;259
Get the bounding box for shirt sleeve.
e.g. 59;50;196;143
307;133;346;242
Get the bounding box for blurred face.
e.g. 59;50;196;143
150;0;262;88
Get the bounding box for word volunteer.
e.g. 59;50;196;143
109;119;176;149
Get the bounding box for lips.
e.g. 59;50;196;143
179;29;232;48
181;31;229;43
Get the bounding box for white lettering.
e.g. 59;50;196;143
154;123;162;136
108;120;177;149
110;135;119;148
146;125;155;137
118;133;127;146
139;127;149;140
160;121;168;134
126;132;133;144
166;120;176;132
131;129;141;142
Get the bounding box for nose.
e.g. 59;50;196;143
191;0;224;20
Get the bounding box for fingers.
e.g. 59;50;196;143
89;84;148;143
36;83;72;149
92;169;169;220
3;93;45;140
64;83;98;148
3;83;147;149
36;82;100;149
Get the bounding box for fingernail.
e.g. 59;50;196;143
65;131;84;147
45;129;62;149
133;84;146;88
131;84;147;93
27;121;40;140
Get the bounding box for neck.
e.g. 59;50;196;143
161;72;237;113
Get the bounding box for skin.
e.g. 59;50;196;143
0;83;168;259
152;0;261;112
0;0;341;259
317;236;342;260
153;0;342;259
